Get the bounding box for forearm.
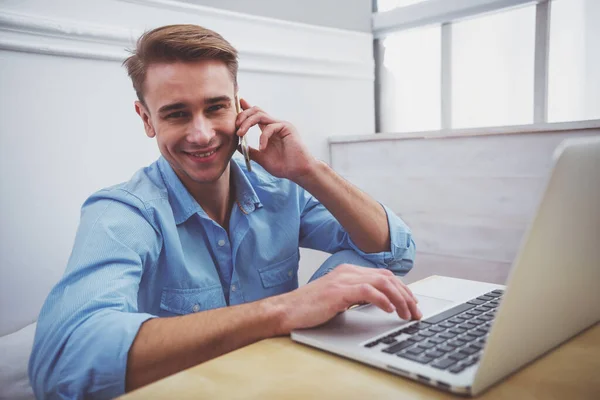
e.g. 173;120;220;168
295;160;390;253
126;297;285;391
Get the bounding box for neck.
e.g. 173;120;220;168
188;164;234;230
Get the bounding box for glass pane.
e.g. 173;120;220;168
377;0;430;13
548;0;600;122
451;5;536;129
380;25;441;133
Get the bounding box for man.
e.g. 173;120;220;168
29;24;419;399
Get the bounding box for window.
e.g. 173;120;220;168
548;0;600;122
451;5;536;129
377;0;431;13
373;0;600;134
380;26;441;133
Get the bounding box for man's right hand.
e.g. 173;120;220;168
269;264;422;335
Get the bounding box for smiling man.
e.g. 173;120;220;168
29;25;419;399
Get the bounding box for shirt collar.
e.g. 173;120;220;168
157;156;262;225
230;158;263;215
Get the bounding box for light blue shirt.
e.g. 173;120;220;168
29;156;416;399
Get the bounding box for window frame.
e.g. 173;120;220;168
372;0;599;133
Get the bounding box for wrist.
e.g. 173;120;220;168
260;294;292;336
293;158;328;189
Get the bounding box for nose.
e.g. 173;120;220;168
186;114;215;146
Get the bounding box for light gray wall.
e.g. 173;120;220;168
0;0;375;336
330;127;600;285
181;0;373;32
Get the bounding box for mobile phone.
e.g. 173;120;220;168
235;95;252;172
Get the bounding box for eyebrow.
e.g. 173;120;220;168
157;96;232;114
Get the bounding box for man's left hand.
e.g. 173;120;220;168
235;99;318;182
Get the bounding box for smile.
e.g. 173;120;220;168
188;149;217;158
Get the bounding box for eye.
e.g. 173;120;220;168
166;111;189;119
206;104;226;113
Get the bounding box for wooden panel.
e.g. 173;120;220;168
403;217;525;262
332;131;599;178
403;252;512;285
330;129;600;282
349;176;546;220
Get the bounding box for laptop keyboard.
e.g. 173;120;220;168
364;289;504;374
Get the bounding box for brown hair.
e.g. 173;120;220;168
123;24;238;105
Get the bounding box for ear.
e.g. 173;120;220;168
135;101;156;138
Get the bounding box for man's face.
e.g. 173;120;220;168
136;60;238;188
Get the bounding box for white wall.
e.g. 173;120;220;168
0;0;375;336
182;0;373;32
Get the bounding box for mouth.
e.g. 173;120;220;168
184;147;219;163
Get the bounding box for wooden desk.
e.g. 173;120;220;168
121;283;600;400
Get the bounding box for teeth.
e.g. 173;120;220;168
190;150;216;158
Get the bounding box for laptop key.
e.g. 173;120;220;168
479;315;494;321
423;303;475;324
429;336;446;345
447;339;466;347
449;327;466;335
420;330;436;337
459;346;479;356
414;322;432;329
398;353;434;364
418;341;436;350
486;292;503;298
461;334;478;342
470;342;484;350
449;317;464;324
462;357;479;367
471;329;488;337
365;340;380;348
381;339;415;354
476;295;495;301
449;352;468;361
437;344;454;353
411;334;426;342
380;336;397;345
459;322;477;330
406;346;426;355
428;325;445;333
466;310;482;316
425;350;445;359
439;321;455;328
449;364;465;374
431;357;457;370
439;332;456;340
467;299;485;305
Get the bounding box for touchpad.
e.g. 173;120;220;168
355;294;454;320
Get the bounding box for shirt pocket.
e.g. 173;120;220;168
257;251;300;289
160;284;227;315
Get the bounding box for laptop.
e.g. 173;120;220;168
291;136;600;396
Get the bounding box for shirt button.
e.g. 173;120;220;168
231;285;237;292
288;270;293;277
192;304;200;312
218;239;226;247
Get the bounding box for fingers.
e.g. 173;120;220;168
338;266;421;320
236;103;278;137
239;97;252;111
259;122;286;150
346;284;396;314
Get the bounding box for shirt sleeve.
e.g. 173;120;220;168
298;188;416;276
29;190;162;399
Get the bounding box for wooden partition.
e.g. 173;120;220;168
329;122;600;284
